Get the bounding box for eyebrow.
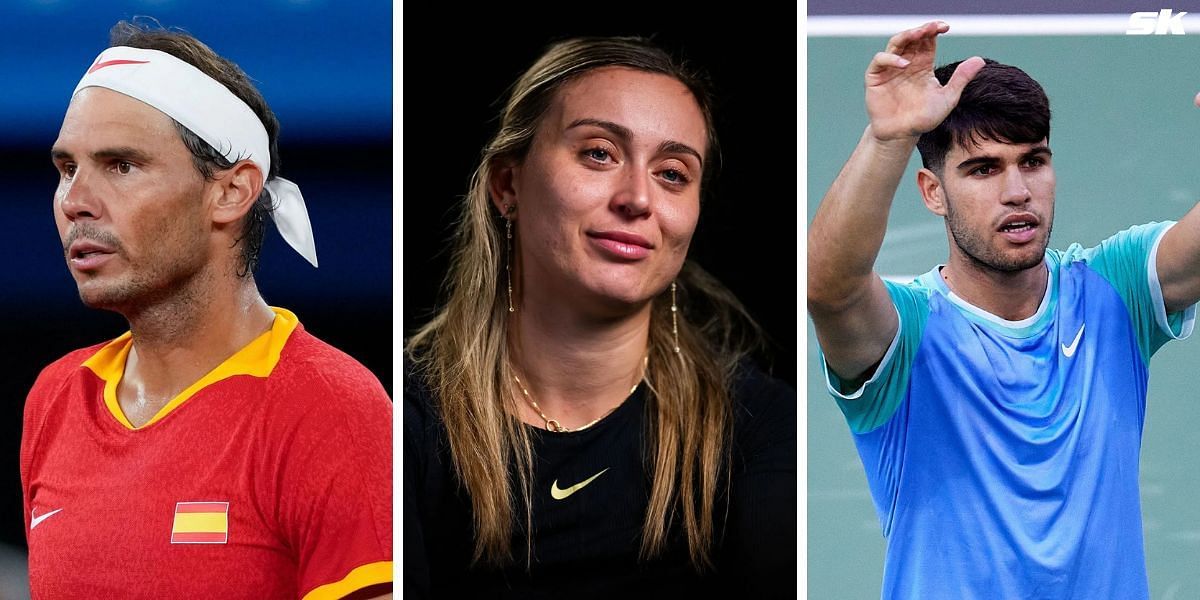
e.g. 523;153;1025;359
658;140;704;169
51;146;154;164
956;145;1052;171
566;118;704;168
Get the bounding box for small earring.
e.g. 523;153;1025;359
505;205;515;313
671;281;680;354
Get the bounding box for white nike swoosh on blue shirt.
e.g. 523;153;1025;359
1062;323;1085;358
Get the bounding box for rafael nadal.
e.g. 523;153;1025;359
21;21;392;599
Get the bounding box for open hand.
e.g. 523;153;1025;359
865;21;985;142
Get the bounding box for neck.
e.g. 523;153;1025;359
510;286;650;431
119;267;275;423
941;252;1048;321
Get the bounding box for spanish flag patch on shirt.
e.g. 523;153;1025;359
171;502;229;544
23;308;393;598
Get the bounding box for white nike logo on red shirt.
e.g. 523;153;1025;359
30;508;62;530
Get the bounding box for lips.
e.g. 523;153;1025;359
587;230;654;260
67;239;117;271
997;213;1040;245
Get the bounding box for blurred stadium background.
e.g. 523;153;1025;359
1;2;390;597
809;2;1200;598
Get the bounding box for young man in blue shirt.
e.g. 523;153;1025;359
808;21;1199;599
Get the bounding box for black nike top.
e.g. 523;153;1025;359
403;360;797;599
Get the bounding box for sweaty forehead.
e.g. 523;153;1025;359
56;87;179;151
545;67;708;152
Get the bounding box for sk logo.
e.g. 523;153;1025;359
1127;9;1187;35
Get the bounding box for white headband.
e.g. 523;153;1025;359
73;46;318;268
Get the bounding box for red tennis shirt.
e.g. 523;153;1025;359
21;308;392;599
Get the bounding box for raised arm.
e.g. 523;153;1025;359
1154;92;1200;314
808;21;983;384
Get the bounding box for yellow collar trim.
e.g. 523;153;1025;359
82;307;300;431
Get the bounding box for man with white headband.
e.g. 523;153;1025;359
21;21;392;599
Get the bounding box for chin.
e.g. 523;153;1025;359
1019;238;1052;269
77;287;125;311
990;248;1046;273
593;289;647;310
576;281;654;315
75;277;145;312
577;268;650;300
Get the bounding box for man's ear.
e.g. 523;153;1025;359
917;167;947;217
489;159;520;217
211;161;265;225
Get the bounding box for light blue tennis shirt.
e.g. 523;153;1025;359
823;223;1196;599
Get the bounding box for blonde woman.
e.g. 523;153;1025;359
404;36;795;598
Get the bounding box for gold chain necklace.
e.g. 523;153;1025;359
513;356;647;433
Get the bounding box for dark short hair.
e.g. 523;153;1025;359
916;58;1051;173
109;19;279;277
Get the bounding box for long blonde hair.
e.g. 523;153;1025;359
406;36;760;571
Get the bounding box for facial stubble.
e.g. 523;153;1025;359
71;191;212;315
943;191;1052;274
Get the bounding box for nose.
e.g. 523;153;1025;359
57;167;102;221
609;166;652;219
1000;167;1031;206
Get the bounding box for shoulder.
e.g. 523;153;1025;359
270;325;391;406
731;363;794;410
401;351;442;447
884;271;938;312
729;362;796;450
401;350;435;407
27;341;111;404
1058;221;1176;267
33;342;109;383
23;341;113;455
261;326;392;439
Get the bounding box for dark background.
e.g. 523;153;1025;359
0;0;392;575
401;5;798;386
